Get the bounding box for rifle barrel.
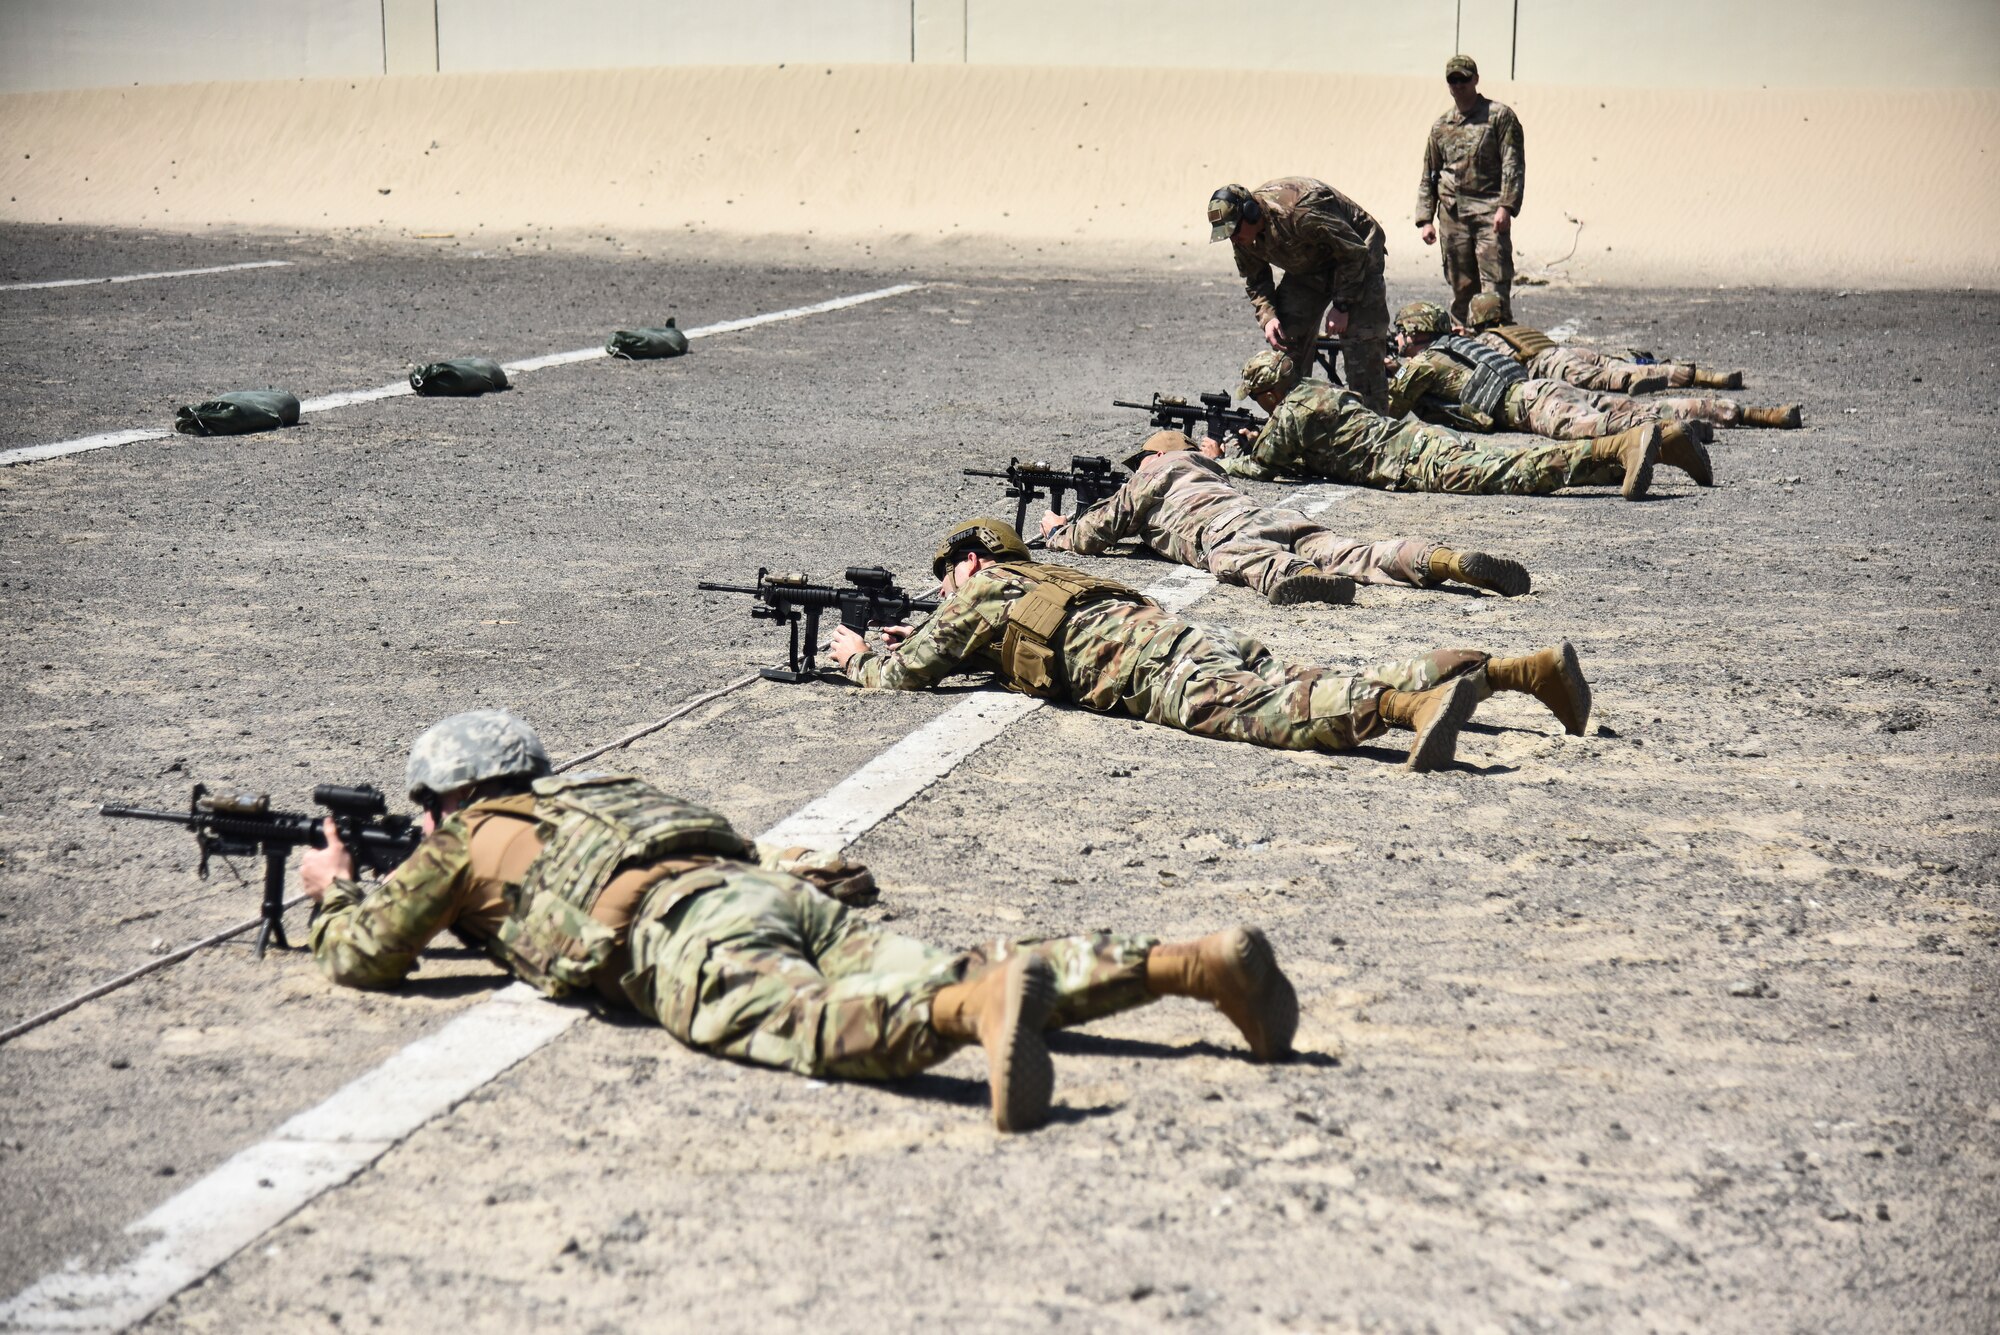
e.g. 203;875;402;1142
696;582;766;595
98;804;193;825
961;469;1013;480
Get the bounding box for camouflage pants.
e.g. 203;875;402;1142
1269;256;1391;413
1527;347;1665;393
1204;511;1432;596
1507;381;1741;439
1438;203;1513;324
622;866;1156;1079
1393;419;1622;494
1121;622;1488;750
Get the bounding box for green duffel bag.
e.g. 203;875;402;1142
606;317;690;359
173;389;301;436
409;357;511;396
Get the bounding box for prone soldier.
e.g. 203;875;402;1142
300;709;1306;1134
1416;55;1524;324
1038;429;1531;601
1226;349;1702;502
829;519;1593;774
1464;293;1749;394
1208;177;1391;412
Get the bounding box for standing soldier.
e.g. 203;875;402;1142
1417;55;1525;324
831;519;1595;773
1038;429;1531;600
1207;176;1392;412
301;709;1305;1134
1225;348;1699;503
1464;293;1757;396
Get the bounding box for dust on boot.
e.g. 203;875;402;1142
1740;404;1803;429
930;954;1059;1132
1428;546;1531;597
1656;421;1714;487
1484;640;1592;736
1144;927;1299;1062
1375;676;1481;771
1269;571;1356;606
1588;424;1661;500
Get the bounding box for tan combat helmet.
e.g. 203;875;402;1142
1122;428;1193;471
1394;300;1454;337
1465;293;1506;329
1207;184;1261;242
932;517;1033;577
1237;349;1296;401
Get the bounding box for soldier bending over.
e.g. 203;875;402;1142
831;520;1591;774
1039;429;1530;601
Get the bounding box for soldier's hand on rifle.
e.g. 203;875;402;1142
1323;307;1350;337
1038;510;1068;537
298;817;355;902
1419;221;1438;246
882;623;915;649
1199;435;1225;459
1262;317;1285;351
829;625;868;669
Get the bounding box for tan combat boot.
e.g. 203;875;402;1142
1269;571;1356;606
1145;926;1299;1062
1484;641;1592;736
1656;420;1715;487
1626;372;1671;395
1375;675;1481;771
1692;367;1744;390
1740;404;1803;429
1589;424;1661;500
930;954;1058;1132
1428;547;1531;597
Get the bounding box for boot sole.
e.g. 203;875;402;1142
1657;423;1714;487
1269;572;1356;606
1407;675;1479;772
1621;426;1660;501
1454;551;1531;597
1215;927;1299;1062
989;955;1057;1133
1551;640;1592;737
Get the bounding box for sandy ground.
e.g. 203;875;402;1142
2;66;1998;289
0;223;1996;1332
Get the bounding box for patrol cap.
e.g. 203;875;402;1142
1122;428;1193;472
405;708;551;803
932;517;1032;577
1394;299;1453;336
1445;54;1478;80
1237;349;1296;400
1207;184;1259;242
1465;293;1505;328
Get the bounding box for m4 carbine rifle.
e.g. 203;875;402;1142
99;783;422;958
962;455;1122;538
1112;392;1262;446
697;566;940;683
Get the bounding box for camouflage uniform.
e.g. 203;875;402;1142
1044;451;1439;593
310;788;1157;1080
1416;93;1525;323
1389;347;1741;438
1468;317;1705;395
1230;377;1626;496
844;565;1488;750
1229;177;1391;411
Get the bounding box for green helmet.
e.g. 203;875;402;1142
405;708;551;803
1237;349;1296;400
1465;293;1505;329
1394;300;1453;336
932;517;1032;577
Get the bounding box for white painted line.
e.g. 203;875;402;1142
0;281;928;468
0;260;293;293
0;479;1345;1334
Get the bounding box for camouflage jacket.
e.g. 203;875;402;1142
1386;348;1527;433
1232;177;1386;326
1416;97;1525;221
1045;454;1262;565
1222;379;1410;485
843;566;1188;712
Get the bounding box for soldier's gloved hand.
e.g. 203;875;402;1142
1419;221;1438;246
1262;317;1285;351
1323;307;1351;337
829;624;869;668
1038;510;1067;537
299;817;356;902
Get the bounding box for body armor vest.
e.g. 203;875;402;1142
992;562;1147;698
495;773;748;997
1430;334;1528;420
1488;324;1558;361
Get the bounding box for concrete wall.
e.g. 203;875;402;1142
2;0;1995;92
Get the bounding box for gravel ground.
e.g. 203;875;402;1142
0;223;1995;1333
